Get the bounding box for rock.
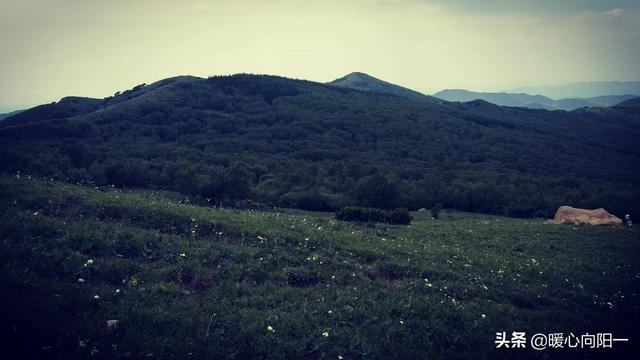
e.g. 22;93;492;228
547;206;622;226
106;319;120;331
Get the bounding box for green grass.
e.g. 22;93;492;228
1;175;639;359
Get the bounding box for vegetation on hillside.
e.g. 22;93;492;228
1;74;639;218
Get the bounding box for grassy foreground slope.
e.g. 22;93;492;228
0;175;639;359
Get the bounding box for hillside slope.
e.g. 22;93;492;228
1;76;199;126
1;175;638;359
1;73;639;217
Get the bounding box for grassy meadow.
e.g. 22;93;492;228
0;175;638;359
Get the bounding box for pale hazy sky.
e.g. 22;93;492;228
1;0;639;111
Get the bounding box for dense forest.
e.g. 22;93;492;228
1;74;639;218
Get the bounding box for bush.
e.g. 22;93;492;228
431;203;442;220
279;191;332;211
388;208;412;225
336;206;412;225
336;206;386;223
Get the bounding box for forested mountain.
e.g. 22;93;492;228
433;89;637;110
1;73;639;217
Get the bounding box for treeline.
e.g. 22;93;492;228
1;74;639;218
2;146;637;218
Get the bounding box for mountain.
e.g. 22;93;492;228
612;97;640;109
328;72;432;101
1;73;639;217
512;81;640;99
0;110;24;121
433;89;637;110
559;94;639;108
433;89;556;109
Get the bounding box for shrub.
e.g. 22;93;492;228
336;206;385;223
388;208;412;225
336;206;412;225
431;203;443;220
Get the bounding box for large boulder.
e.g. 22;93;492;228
546;206;622;226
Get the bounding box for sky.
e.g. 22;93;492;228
1;0;639;112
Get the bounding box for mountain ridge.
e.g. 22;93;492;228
512;81;640;99
433;88;638;110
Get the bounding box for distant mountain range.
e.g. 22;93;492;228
433;89;638;111
0;110;23;121
512;81;640;99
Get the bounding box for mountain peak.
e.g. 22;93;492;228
335;72;377;80
328;72;430;101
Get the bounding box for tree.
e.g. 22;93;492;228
431;203;442;220
354;174;399;209
199;164;251;201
